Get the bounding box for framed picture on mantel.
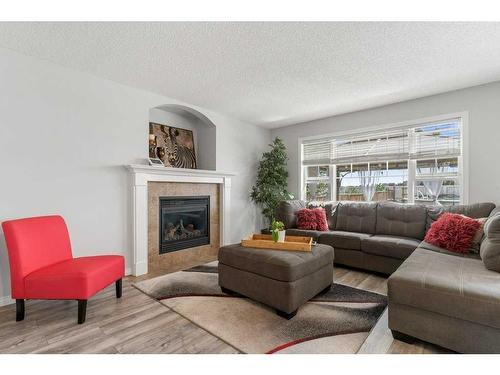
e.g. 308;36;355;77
148;122;197;169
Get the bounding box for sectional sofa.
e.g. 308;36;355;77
276;200;500;353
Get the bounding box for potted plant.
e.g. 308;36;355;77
271;220;286;243
250;137;294;230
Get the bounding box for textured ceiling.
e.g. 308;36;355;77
1;22;500;128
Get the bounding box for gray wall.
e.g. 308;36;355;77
272;81;500;206
0;47;270;303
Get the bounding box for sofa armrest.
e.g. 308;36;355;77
480;214;500;272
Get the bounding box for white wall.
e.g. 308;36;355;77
0;47;270;304
272;81;500;206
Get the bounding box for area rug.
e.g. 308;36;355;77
133;262;387;354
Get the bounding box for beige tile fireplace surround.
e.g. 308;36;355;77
127;164;233;276
148;182;220;273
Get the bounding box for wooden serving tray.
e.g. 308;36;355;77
241;234;313;252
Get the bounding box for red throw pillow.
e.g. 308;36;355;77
424;212;482;254
296;208;329;231
296;208;318;230
314;208;329;231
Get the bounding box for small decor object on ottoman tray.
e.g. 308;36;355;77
241;234;312;252
271;219;286;242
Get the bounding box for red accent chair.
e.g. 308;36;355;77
2;215;125;324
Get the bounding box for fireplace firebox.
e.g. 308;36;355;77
159;196;210;254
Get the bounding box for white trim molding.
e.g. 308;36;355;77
0;294;13;307
126;164;235;276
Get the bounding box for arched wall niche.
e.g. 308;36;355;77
149;104;217;171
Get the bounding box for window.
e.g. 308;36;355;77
305;165;331;202
301;117;463;206
415;157;460;205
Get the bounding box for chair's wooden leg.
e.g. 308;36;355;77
115;279;122;299
77;300;87;324
16;299;25;322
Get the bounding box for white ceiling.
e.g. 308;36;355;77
1;22;500;129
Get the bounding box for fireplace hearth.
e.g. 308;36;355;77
159;196;210;254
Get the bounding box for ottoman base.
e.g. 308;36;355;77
390;329;416;344
220;286;239;296
277;308;298;320
218;262;333;316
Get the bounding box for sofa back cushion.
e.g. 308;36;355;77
480;214;500;272
376;202;427;240
275;200;307;229
448;202;496;217
426;202;496;230
335;202;377;234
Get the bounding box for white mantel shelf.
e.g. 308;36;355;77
126;164;235;276
127;164;235;178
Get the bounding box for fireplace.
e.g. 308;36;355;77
159;196;210;254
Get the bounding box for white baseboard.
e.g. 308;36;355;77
0;294;13;307
0;269;131;307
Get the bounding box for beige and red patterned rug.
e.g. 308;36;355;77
133;262;386;354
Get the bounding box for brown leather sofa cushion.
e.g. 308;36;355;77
318;230;372;250
361;235;420;260
218;243;334;282
335;202;377;234
275;200;307;229
376;202;427;240
388;247;500;330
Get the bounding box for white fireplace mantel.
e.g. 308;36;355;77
126;164;235;276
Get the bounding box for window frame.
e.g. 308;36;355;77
298;112;469;205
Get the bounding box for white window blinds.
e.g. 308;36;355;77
332;128;409;164
410;120;461;159
302;118;461;166
302;139;333;165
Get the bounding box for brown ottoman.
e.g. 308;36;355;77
218;243;334;319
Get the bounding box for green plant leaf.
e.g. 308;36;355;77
250;137;292;226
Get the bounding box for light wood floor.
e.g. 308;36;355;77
0;264;450;354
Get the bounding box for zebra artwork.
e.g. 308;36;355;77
149;122;197;169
